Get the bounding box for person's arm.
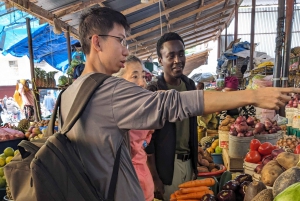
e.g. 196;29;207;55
112;78;299;130
147;154;164;200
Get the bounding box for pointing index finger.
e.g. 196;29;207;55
278;87;300;94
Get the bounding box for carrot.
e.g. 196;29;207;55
176;190;213;200
178;178;215;188
180;186;209;194
170;193;176;199
174;190;183;197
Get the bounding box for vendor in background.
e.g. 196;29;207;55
218;76;256;124
113;55;154;201
43;91;55;115
14;79;35;121
196;82;204;90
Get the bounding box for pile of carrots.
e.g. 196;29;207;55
170;178;215;201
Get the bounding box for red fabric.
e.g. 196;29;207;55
130;130;154;201
225;76;239;89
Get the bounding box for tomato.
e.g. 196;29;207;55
245;150;262;163
295;145;300;154
258;142;273;155
250;139;261;151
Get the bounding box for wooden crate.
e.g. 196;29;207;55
222;148;244;172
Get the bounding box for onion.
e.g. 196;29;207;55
269;128;277;134
255;123;265;133
289;100;293;105
235;122;248;133
254;164;264;174
265;121;273;130
245;131;253;137
246;116;255;126
236;116;246;124
230;128;238;136
237;133;245;137
262;155;273;165
230;124;235;130
271;149;285;159
253;129;259;135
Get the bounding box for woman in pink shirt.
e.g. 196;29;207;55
114;55;154;201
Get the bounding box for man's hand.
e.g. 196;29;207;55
153;177;165;200
252;87;298;110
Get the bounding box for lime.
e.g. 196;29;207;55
5;156;13;164
14;150;20;156
0;158;5;167
4;148;14;157
0;154;6;160
0;167;3;177
0;178;6;188
215;146;222;154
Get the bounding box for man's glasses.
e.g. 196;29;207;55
89;34;128;48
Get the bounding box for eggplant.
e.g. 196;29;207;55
200;194;217;201
239;181;251;197
222;180;240;191
235;173;253;184
217;190;236;201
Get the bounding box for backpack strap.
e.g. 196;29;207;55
48;73;122;201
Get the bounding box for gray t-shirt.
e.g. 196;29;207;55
60;73;204;201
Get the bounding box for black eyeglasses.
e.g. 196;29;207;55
89;34;128;48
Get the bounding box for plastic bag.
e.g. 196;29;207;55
272;114;288;125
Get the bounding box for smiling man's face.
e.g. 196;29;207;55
159;40;185;82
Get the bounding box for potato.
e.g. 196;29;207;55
221;118;230;126
198;146;204;155
211;168;218;172
273;167;300;197
199;159;209;167
276;152;300;170
197;166;209;173
203;151;213;163
261;160;284;187
219;125;230;131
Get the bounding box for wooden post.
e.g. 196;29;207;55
225;23;228;50
66;26;72;66
282;0;294;88
218;35;221;58
234;0;239;41
249;0;256;70
26;18;41;121
273;0;285;87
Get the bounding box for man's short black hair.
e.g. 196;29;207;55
79;7;130;55
156;32;185;58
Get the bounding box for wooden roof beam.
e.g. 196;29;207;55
195;0;205;20
128;0;228;40
131;0;198;29
160;0;171;32
129;22;223;52
121;0;160;16
53;0;105;18
139;38;213;60
135;34;215;57
6;0;79;38
128;8;232;48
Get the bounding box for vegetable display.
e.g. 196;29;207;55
197;146;221;173
276;135;300;152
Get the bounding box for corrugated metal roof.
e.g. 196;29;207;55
221;5;300;57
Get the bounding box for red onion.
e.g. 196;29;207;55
230;124;235;130
289;100;293;105
254;164;264;174
271;149;285;159
245;131;254;137
253;129;259;135
262;155;273;165
237;133;245;137
246;116;255;126
236;116;246;124
268;128;277;134
230;128;238;136
265;121;273;130
235;122;248;133
275;126;282;131
255;123;265;133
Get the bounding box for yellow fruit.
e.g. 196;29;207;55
0;158;5;167
206;147;214;154
5;156;13;164
0;154;6;160
14;150;20;156
4;147;14;157
0;178;6;188
0;167;3;177
211;139;219;149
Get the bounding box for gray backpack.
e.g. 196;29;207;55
4;73;121;201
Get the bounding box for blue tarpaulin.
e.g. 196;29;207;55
0;4;79;72
2;24;79;72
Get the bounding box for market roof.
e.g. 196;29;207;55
3;0;241;60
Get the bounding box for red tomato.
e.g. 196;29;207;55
295;145;300;154
258;142;274;155
245;150;262;163
250;139;261;151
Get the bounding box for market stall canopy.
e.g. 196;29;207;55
2;24;79;72
1;0;241;61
